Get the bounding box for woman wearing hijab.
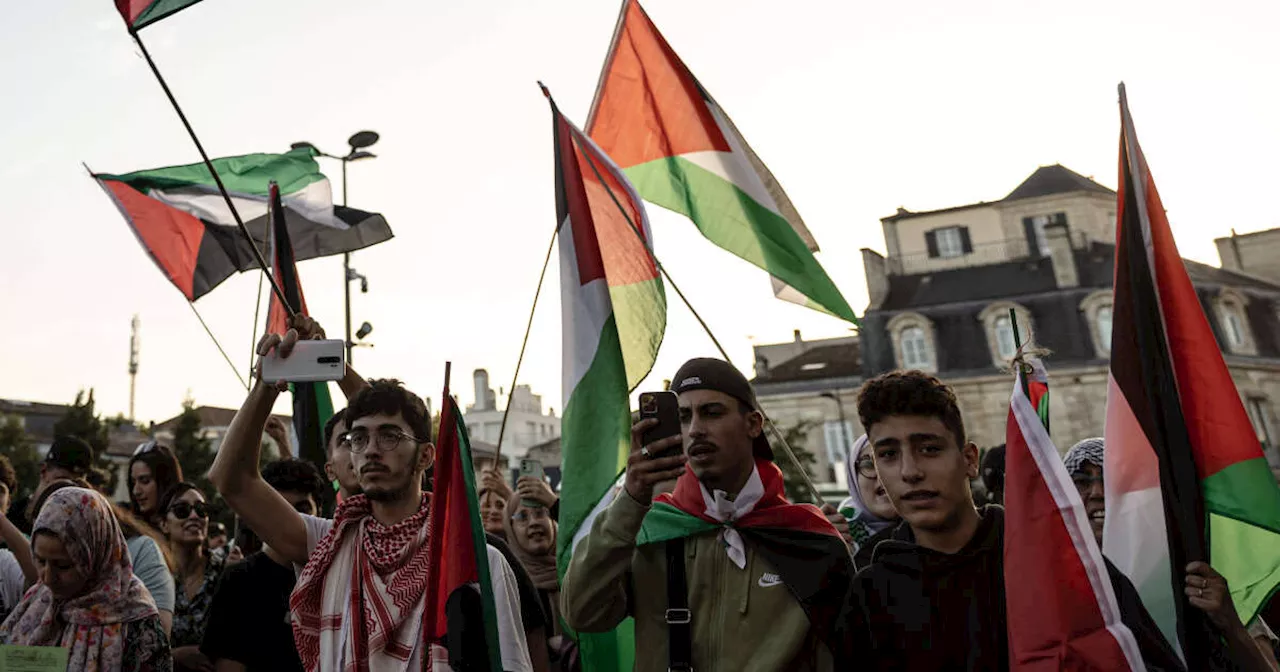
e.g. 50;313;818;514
0;486;171;672
838;434;901;568
504;477;578;672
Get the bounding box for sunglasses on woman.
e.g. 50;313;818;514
169;502;209;520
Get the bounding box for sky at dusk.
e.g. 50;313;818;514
3;0;1278;425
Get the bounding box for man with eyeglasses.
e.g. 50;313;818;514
210;317;533;672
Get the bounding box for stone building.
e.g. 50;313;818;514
463;369;560;460
753;165;1280;482
1216;227;1280;285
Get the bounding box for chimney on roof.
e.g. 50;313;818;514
1216;229;1244;272
1043;221;1078;288
896;207;909;215
862;248;890;309
755;355;770;379
793;329;802;343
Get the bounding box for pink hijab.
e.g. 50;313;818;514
0;487;157;671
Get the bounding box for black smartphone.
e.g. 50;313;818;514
639;391;682;458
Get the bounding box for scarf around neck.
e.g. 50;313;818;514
0;488;158;672
291;493;433;672
698;465;764;568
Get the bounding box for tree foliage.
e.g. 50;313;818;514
54;390;120;493
0;415;41;500
775;419;820;504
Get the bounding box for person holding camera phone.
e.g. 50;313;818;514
560;358;856;671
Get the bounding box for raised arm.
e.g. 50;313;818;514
0;512;36;586
209;326;314;565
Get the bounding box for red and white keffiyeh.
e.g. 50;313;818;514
291;493;433;672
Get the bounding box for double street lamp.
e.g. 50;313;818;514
291;130;380;364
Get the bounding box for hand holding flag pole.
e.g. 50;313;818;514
542;82;826;506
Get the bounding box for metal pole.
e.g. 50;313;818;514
834;394;850;483
342;159;353;365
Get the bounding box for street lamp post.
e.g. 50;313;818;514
820;391;851;484
291;131;379;364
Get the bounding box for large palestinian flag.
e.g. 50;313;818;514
1103;84;1280;668
93;147;392;301
637;458;854;665
114;0;205;31
1005;357;1145;670
264;183;334;473
549;88;665;671
587;0;856;323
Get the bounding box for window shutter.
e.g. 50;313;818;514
926;230;939;258
1022;217;1037;256
959;227;973;254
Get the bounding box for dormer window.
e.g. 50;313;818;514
887;313;937;373
1079;290;1115;358
1023;212;1067;257
979;302;1034;367
1215;289;1256;355
926;226;972;259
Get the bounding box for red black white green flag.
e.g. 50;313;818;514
114;0;205;31
424;383;502;671
92;147;392;302
1104;84;1280;667
264;183;333;471
1005;357;1145;670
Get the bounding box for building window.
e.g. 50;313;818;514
979;302;1033;367
994;317;1019;360
1023;213;1067;257
1096;306;1113;351
1215;289;1256;355
902;327;931;368
925;226;972;259
887;312;938;373
1247;398;1273;450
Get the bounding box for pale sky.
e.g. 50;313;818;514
3;0;1279;426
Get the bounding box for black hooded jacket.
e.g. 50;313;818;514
845;506;1186;671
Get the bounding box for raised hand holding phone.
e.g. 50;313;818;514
256;315;344;385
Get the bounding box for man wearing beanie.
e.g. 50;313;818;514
561;357;854;671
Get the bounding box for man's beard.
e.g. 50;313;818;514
362;447;420;503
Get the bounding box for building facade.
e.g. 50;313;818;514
753;165;1280;487
463;369;560;460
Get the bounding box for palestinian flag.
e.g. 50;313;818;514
637;458;854;665
92;147;392;301
264;183;333;471
425;387;503;671
549;87;666;670
1104;84;1280;667
114;0;205;31
1005;357;1145;670
587;0;856;323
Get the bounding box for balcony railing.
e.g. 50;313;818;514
890;231;1089;275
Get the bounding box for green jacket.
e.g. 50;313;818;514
560;490;834;672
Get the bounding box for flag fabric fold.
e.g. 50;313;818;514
1005;357;1144;671
587;0;856;323
92;147;393;301
425;388;503;671
1104;84;1280;668
549;88;666;671
114;0;206;31
264;183;333;470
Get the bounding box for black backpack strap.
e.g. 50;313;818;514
665;538;693;671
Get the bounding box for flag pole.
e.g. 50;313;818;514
494;227;559;467
555;88;825;506
130;30;294;315
188;302;249;391
444;361;452;399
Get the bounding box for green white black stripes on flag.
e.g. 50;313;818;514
93;147;393;301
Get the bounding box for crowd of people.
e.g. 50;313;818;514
0;314;1278;671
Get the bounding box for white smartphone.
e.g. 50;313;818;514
261;339;346;383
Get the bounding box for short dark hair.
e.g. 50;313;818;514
346;379;431;442
856;370;966;446
981;445;1006;494
323;408;347;455
0;455;15;494
262;458;327;504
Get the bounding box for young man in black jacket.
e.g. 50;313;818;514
845;371;1184;671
